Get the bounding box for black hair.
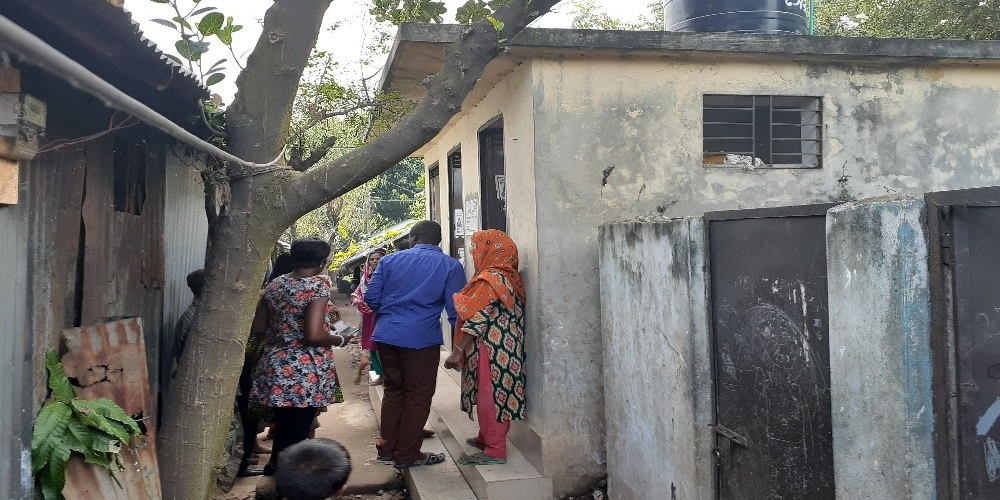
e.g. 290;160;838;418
186;269;205;296
409;220;442;245
275;438;352;500
268;252;295;282
289;238;331;269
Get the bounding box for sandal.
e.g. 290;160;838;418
394;452;446;469
465;438;486;451
374;455;394;464
422;429;436;438
457;452;507;466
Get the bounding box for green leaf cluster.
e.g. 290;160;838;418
455;0;511;24
814;0;1000;39
146;0;244;86
32;351;142;500
370;0;448;24
568;0;664;30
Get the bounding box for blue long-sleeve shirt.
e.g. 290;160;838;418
364;244;467;349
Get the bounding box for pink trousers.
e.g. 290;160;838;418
477;341;510;459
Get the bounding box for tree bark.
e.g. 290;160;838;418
158;1;558;498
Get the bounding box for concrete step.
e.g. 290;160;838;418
368;356;553;500
370;375;477;500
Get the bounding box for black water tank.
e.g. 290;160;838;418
664;0;808;35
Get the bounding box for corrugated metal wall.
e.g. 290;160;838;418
160;148;208;403
0;180;31;500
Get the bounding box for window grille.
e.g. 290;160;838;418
703;95;821;169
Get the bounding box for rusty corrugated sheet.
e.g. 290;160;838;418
25;140;88;410
80;131;166;418
60;318;161;500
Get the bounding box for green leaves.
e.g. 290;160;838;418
455;0;510;24
146;1;245;86
32;350;141;500
814;0;1000;39
206;73;226;86
197;12;225;36
370;0;448;24
44;351;75;402
175;39;210;61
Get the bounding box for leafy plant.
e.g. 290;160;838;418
146;0;244;86
32;350;142;500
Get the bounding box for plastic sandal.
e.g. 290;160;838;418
457;452;507;466
374;455;393;464
394;452;446;469
465;437;486;451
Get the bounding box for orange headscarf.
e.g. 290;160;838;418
454;230;526;335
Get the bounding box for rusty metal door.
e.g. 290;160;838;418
941;204;1000;499
708;205;835;500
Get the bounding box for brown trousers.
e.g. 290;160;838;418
375;342;440;464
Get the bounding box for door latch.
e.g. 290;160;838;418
712;424;748;470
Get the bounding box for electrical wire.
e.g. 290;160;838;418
0;14;287;170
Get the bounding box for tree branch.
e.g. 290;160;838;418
296;101;383;134
289;135;339;171
286;0;561;224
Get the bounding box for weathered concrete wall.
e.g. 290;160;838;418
826;197;936;499
598;218;714;500
419;64;556;478
524;55;1000;494
420;49;1000;495
531;56;1000;222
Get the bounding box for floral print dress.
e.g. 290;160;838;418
250;274;343;408
459;274;527;422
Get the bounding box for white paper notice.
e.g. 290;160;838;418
464;199;479;236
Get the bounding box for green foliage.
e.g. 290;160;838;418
569;0;663;30
455;0;511;24
370;0;448;23
814;0;1000;39
330;227;409;270
145;0;244;85
32;351;142;500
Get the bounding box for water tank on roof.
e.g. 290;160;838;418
663;0;808;35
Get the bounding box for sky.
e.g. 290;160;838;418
125;0;653;102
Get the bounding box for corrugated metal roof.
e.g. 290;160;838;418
120;6;209;94
0;0;211;135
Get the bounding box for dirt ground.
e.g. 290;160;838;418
210;293;609;500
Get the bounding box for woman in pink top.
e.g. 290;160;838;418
352;248;386;384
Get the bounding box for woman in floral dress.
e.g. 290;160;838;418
250;238;351;476
444;229;527;466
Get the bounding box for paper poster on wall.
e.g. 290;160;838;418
464;199;479;236
494;174;507;211
453;209;464;238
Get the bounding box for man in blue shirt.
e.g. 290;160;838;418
364;220;467;468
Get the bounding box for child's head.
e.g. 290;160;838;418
275;438;352;500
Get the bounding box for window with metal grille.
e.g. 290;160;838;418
703;95;821;169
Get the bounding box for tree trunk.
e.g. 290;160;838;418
157;1;558;498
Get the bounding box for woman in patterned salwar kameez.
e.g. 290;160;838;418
445;229;527;466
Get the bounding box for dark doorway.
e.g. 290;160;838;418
448;150;464;260
478;119;505;232
928;189;1000;500
427;164;440;225
707;204;835;500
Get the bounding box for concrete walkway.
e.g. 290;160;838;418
214;294;405;500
